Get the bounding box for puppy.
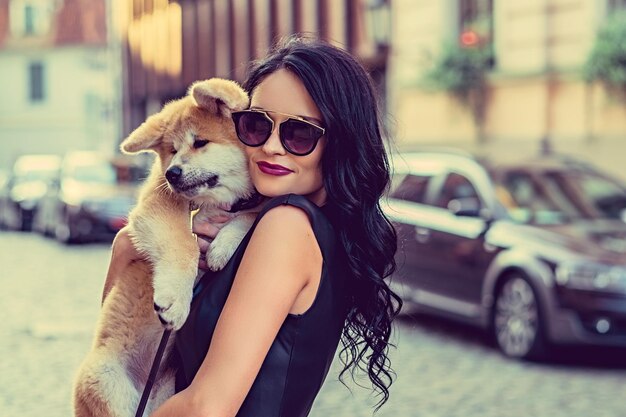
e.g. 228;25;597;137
73;79;256;417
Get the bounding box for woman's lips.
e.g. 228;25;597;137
257;161;293;176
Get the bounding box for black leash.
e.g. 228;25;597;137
134;329;172;417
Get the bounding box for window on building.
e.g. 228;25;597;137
458;0;493;48
9;0;53;37
28;62;45;102
24;4;35;35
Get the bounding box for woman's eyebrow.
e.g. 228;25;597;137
249;106;324;126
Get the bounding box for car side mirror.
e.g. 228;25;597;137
448;197;482;217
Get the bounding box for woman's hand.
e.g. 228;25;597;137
102;227;143;303
193;211;234;270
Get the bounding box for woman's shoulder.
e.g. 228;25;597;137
257;194;320;219
251;194;338;260
256;193;335;238
242;198;322;282
256;202;313;233
247;195;310;236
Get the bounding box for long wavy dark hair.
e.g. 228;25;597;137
243;35;402;409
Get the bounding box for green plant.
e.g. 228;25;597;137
421;41;493;141
422;41;493;103
584;12;626;93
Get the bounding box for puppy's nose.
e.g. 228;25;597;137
206;175;219;187
165;166;183;185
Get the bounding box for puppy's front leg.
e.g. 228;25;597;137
151;229;198;330
128;171;198;330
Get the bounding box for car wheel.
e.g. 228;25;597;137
43;220;54;237
55;214;76;244
18;209;30;231
493;273;546;359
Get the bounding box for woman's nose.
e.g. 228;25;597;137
261;124;286;155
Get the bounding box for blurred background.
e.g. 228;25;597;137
1;1;626;417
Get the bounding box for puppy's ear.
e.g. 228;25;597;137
190;78;249;118
120;113;164;154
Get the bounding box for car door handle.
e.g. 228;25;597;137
415;227;431;243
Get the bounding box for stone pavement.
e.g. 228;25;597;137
1;232;625;417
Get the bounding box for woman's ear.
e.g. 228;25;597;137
119;112;164;154
190;78;249;118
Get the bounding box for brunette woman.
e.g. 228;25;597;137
109;36;402;417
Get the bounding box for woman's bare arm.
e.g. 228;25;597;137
149;205;322;417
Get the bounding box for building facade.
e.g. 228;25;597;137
115;0;389;137
0;0;118;170
391;0;626;179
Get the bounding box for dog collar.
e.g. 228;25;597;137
227;191;265;213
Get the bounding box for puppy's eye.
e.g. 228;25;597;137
170;148;177;155
193;139;209;149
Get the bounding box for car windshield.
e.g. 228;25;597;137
15;168;59;183
68;163;117;184
493;169;626;225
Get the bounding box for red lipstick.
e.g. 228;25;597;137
257;161;293;176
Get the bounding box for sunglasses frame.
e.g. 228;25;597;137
232;109;326;156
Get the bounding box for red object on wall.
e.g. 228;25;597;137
460;29;479;47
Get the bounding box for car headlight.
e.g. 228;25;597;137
556;262;626;293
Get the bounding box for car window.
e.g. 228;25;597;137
498;171;572;224
389;173;432;204
14;167;59;183
436;173;480;210
67;163;117;184
545;171;626;220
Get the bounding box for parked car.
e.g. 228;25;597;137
0;154;62;231
0;170;9;230
33;151;140;243
0;170;8;189
384;150;626;359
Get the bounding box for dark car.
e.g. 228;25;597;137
0;154;62;231
33;151;140;243
385;150;626;359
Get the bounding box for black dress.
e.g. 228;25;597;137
175;194;350;417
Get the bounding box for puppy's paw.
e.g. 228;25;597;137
206;240;237;271
153;287;192;330
205;214;254;271
152;267;195;330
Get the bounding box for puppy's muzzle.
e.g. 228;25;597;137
166;165;220;191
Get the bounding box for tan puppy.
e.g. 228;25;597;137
73;79;255;417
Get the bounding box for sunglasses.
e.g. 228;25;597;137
232;109;326;156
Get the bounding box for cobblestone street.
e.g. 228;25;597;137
1;232;625;417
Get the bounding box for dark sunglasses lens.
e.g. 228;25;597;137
280;120;322;155
236;112;272;146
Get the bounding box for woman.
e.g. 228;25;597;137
108;36;401;417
